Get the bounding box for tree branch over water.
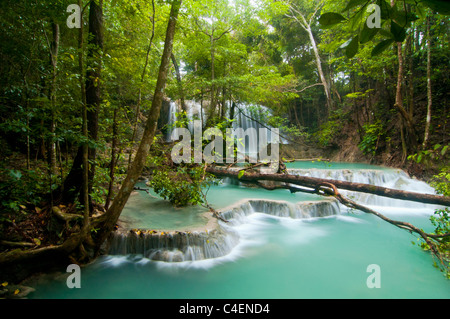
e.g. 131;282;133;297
206;166;450;207
315;182;449;273
207;165;449;272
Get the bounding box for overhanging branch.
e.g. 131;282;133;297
206;166;450;207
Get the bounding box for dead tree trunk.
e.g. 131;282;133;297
205;166;450;207
94;0;182;252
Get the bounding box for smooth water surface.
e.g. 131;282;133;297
121;182;323;230
28;163;449;299
29;210;449;299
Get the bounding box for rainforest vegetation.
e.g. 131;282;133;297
0;0;449;284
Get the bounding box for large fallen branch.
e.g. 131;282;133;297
213;164;449;271
316;182;449;272
206;166;450;207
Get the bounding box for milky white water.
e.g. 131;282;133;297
28;162;449;299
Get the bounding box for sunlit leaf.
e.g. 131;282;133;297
342;0;368;12
318;12;347;27
345;36;359;58
360;20;379;44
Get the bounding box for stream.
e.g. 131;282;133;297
27;161;450;299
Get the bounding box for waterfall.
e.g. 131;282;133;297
107;199;340;262
185;100;206;133
231;103;280;160
219;198;339;224
165;100;281;160
107;165;439;264
108;227;238;262
286;168;439;209
165;101;179;141
165;100;205;141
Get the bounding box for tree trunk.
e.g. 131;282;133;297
406;33;415;119
306;25;332;116
59;0;103;203
391;0;417;154
423;15;432;149
85;0;103;193
210;33;216;113
128;0;155;168
49;22;59;175
95;0;182;251
105;106;119;210
205;166;450;206
287;3;332;115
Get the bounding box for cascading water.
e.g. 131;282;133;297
165;100;205;140
107;164;441;263
286;167;440;209
27;162;450;299
165;101;179;141
165;100;281;160
107;198;340;262
231;103;281;160
108;227;238;262
185;100;206;133
106;161;443;266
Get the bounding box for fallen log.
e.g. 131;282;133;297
205;166;450;207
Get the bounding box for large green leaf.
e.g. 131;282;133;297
371;38;394;56
394;10;419;27
390;21;406;42
377;0;393;19
350;5;367;30
318;12;347;27
360;19;379;44
342;0;369;12
345;36;359;58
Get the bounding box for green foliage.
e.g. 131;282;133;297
358;121;383;156
149;165;217;207
345;35;359;58
319;0;449;58
0;167;49;217
413;165;450;278
315;120;341;147
430;167;450;277
430;166;450;197
371;38;394;56
407;144;449;167
318;12;347;27
147;136;219;207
